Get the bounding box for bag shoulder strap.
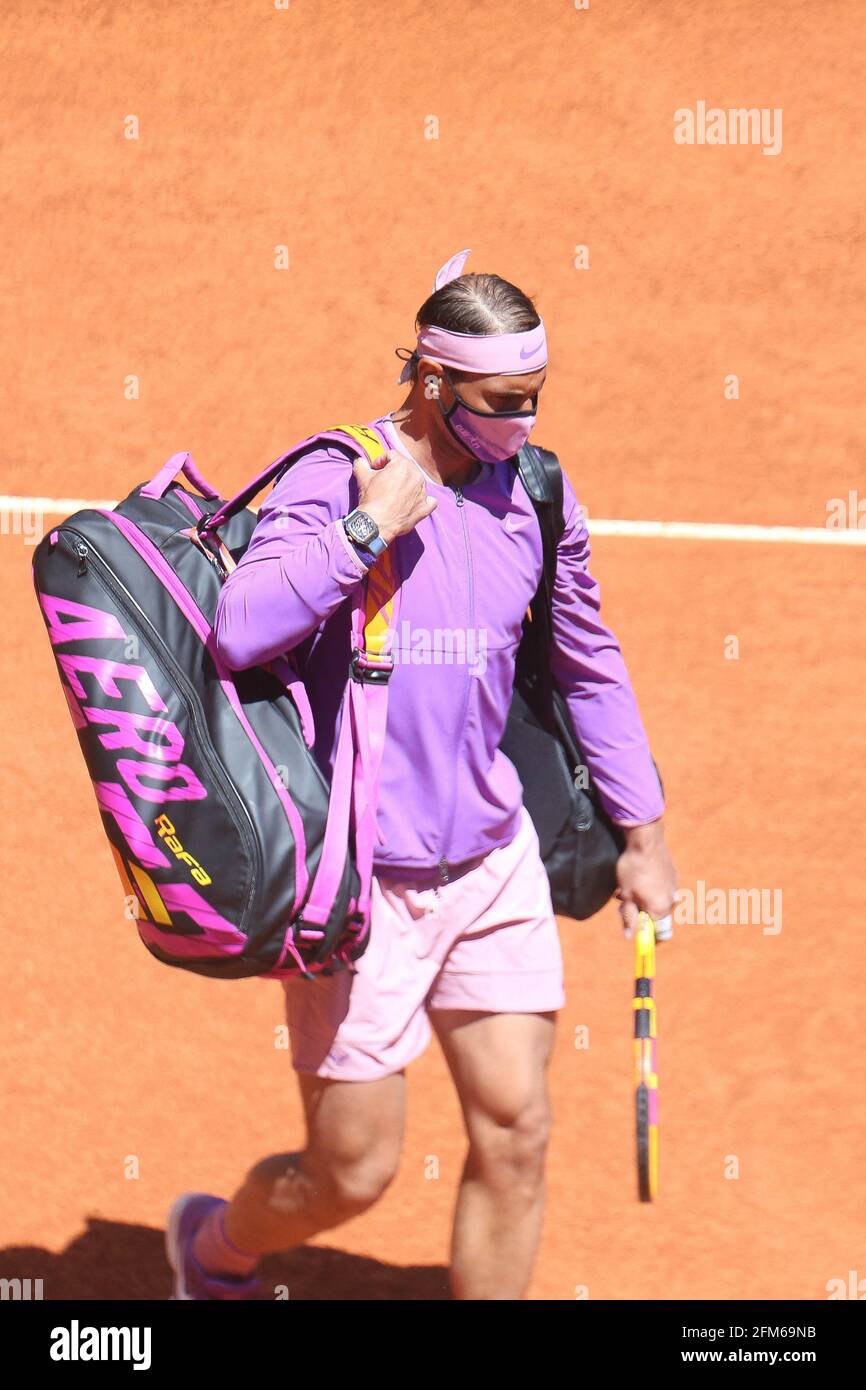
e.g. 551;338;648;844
513;442;566;727
290;422;400;949
516;441;565;596
325;422;401;669
200;425;388;536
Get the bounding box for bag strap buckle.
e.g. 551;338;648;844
349;648;394;684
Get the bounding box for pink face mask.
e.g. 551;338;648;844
440;370;538;464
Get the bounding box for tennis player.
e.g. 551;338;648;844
166;250;677;1300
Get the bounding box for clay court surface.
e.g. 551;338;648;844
2;2;863;1299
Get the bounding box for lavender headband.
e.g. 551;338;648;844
397;248;547;383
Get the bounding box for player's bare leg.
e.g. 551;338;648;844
429;1009;557;1300
221;1070;406;1254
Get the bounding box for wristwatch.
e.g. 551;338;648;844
342;508;389;558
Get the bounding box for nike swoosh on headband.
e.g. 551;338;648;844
519;343;543;359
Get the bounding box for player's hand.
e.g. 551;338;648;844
353;449;437;545
615;819;678;941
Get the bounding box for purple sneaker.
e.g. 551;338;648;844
166;1192;263;1301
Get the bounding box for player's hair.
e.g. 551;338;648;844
406;273;541;383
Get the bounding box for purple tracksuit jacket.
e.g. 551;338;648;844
213;414;665;879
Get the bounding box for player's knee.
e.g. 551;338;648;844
325;1151;400;1214
306;1129;402;1214
473;1097;552;1187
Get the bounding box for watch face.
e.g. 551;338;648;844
347;511;378;544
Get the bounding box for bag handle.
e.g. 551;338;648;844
140;452;221;501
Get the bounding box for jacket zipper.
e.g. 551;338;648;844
437;484;474;884
65;530;260;926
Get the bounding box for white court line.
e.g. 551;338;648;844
1;495;865;546
586;518;866;546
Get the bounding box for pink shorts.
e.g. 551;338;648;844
281;805;566;1081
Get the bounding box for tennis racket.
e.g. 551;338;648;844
634;910;659;1201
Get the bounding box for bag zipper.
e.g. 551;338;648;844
63;528;260;926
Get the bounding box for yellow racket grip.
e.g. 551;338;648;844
635;911;656;978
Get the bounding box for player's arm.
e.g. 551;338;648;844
546;472;677;929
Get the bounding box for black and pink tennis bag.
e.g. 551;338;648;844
31;428;400;982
